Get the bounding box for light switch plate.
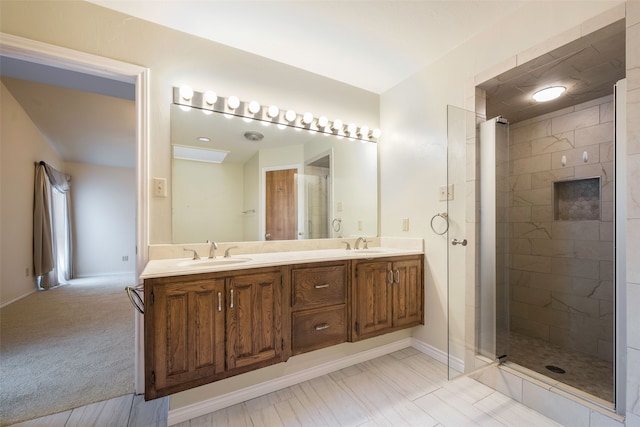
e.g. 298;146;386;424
439;184;454;201
153;177;167;197
402;218;409;231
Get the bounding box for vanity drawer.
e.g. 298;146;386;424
291;264;346;309
292;305;346;355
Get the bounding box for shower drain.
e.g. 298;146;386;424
545;365;566;374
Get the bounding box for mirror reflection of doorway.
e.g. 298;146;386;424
305;154;331;239
265;168;297;240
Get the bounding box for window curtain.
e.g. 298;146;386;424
33;161;73;289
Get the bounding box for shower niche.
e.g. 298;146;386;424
553;177;601;221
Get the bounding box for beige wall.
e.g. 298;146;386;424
0;82;64;305
507;95;614;361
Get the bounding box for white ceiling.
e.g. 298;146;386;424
88;0;529;94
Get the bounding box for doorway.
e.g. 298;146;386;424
265;168;298;240
0;33;149;402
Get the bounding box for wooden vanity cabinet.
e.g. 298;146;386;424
290;262;348;355
351;255;423;341
144;254;423;400
144;267;285;400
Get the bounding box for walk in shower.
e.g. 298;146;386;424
446;19;626;409
482;101;616;403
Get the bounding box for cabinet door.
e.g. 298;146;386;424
148;278;225;398
392;259;423;328
226;271;282;370
354;261;393;338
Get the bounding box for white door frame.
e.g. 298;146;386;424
0;33;150;394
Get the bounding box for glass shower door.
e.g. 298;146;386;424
446;105;469;379
446;106;509;379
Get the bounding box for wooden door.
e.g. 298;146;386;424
354;261;393;339
265;168;297;240
146;278;225;399
226;271;282;370
392;258;423;328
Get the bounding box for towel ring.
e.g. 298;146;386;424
430;212;449;235
331;218;342;233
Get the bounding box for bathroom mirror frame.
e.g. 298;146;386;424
170;92;379;244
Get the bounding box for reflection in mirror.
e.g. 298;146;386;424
171;104;378;243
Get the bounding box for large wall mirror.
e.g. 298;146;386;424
171;104;378;243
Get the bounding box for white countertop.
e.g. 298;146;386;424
140;246;423;279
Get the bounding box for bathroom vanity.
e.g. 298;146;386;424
141;247;423;400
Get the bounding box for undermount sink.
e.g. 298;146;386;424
177;257;252;268
350;249;386;254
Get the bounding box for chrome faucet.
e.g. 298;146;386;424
354;237;368;250
206;240;218;259
184;248;200;260
224;246;239;258
342;241;352;250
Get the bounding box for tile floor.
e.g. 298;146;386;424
8;394;168;427
175;348;560;426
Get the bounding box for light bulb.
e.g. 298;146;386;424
359;126;370;138
317;116;328;128
347;123;357;135
180;85;193;101
267;105;279;118
285;110;297;122
332;119;343;131
248;100;261;114
204;90;217;105
303;112;314;125
228;96;240;109
372;128;382;138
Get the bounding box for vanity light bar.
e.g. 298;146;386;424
173;86;380;142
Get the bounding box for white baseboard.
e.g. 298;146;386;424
0;288;37;308
411;338;465;373
168;337;465;425
168;338;412;425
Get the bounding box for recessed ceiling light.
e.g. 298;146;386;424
198;137;210;142
532;86;566;102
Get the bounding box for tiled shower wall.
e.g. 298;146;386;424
507;94;614;361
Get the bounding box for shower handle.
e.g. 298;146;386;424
451;238;468;246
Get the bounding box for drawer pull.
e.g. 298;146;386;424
217;292;222;312
314;284;330;289
394;270;400;284
388;270;394;284
314;323;330;331
230;289;234;309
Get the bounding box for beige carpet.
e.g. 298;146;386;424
0;274;136;426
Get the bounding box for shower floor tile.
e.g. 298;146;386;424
502;331;613;402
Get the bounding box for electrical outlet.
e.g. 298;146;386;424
439;184;454;201
358;220;363;231
153;177;167;197
122;255;129;261
25;267;29;277
337;201;343;212
402;218;409;231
